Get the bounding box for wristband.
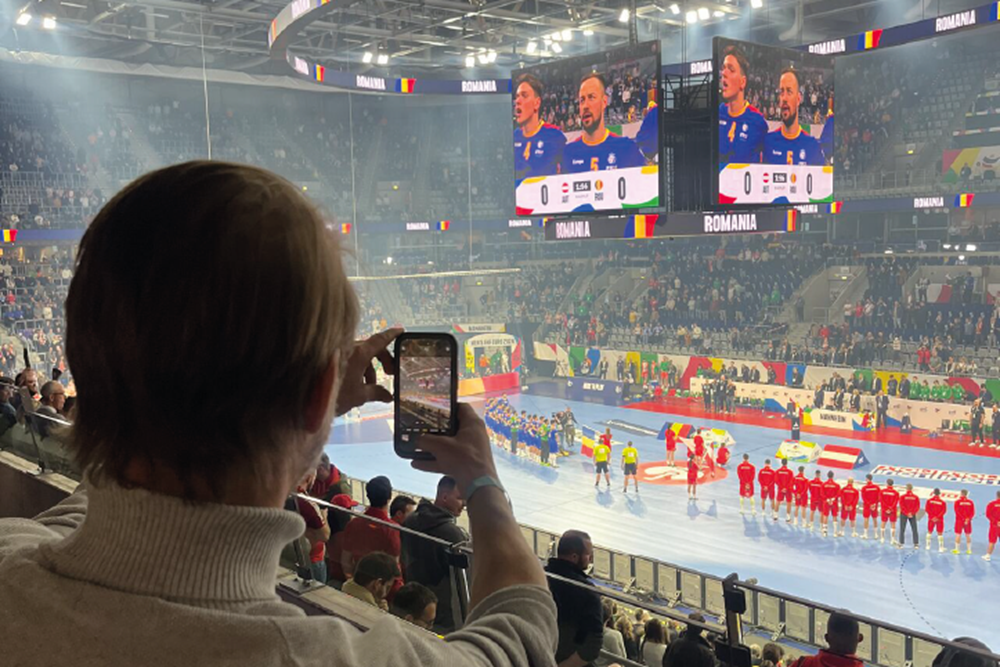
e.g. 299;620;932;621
464;475;511;507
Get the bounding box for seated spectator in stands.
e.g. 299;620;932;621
342;475;399;578
12;367;40;417
390;495;417;525
401;475;470;633
310;452;349;500
663;612;715;667
546;529;603;666
325;493;359;585
39;380;66;416
0;162;557;666
763;642;785;667
0;377;17;436
295;471;331;583
389;581;438;630
617;615;639;662
342;551;400;611
642;619;669;666
787;611;864;667
930;638;998;667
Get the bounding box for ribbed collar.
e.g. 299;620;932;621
38;481;305;607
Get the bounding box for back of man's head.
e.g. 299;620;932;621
352;551;400;587
390;581;437;622
932;638;997;667
826;611;862;656
366;476;392;508
556;529;592;566
64;161;358;501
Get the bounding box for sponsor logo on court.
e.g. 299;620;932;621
935;10;976;33
871;464;1000;486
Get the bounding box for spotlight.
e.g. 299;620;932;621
583;28;594;35
376;53;388;65
750;0;763;7
15;12;31;26
959;255;966;261
619;8;630;21
713;10;724;17
551;42;562;53
465;55;476;67
477;52;488;64
883;249;893;255
686;10;698;22
669;3;681;14
386;256;393;265
526;41;538;54
943;243;952;250
550;31;562;41
697;7;710;20
967;244;977;252
362;51;374;64
561;28;573;41
42;16;56;29
487;50;497;63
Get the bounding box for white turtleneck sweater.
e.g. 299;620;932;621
0;482;558;667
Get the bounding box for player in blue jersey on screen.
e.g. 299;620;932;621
764;68;825;166
562;72;646;174
819;96;834;165
635;99;659;162
513;73;566;183
718;44;768;166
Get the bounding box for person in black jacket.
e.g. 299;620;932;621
850;390;862;413
899;376;911;400
545;530;603;667
875;391;889;430
663;612;715;667
992;405;1000;446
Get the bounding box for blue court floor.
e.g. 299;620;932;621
327;394;1000;648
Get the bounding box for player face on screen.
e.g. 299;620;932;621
514;80;541;128
778;70;802;131
721;53;747;106
578;75;607;138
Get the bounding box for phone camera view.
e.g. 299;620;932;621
398;338;453;435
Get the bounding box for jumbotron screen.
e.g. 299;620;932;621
714;37;834;205
512;41;661;216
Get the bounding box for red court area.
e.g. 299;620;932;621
627;398;1000;459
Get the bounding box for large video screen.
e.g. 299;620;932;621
512;41;661;216
714;37;834;205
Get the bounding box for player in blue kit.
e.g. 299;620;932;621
764;68;825;166
819;97;834;165
718;44;768;166
635;99;659;161
513;73;566;183
562;72;646;174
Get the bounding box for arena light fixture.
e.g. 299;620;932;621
551;42;563;53
697;7;710;20
526;40;538;54
15;12;31;26
376;53;389;65
362;51;373;63
386;256;393;265
477;52;489;64
713;10;724;17
549;31;562;41
686;10;698;22
619;8;630;22
41;16;56;29
883;248;893;255
943;243;952;250
561;28;573;41
750;0;763;7
487;50;497;63
966;244;978;252
583;28;594;35
959;254;967;261
465;55;476;67
669;4;681;14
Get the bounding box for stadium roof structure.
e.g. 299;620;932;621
0;0;967;76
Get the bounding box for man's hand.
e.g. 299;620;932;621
335;328;402;417
410;404;498;497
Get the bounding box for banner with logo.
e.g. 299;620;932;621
453;323;506;334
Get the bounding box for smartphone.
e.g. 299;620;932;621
393;332;459;460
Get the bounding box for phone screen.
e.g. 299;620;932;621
397;337;455;435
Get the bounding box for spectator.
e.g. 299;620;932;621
342;475;400;579
642;619;669;666
0;162;557;666
617;615;639;662
763;642;785;667
390;581;438;630
787;611;864;667
0;377;17;436
325;493;360;585
401;475;470;633
662;613;715;667
597;599;626;666
39;379;66;415
546;529;603;666
931;638;998;667
310;452;349;500
390;495;417;525
342;551;400;611
295;471;331;583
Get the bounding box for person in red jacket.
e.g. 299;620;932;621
839;478;860;538
860;475;880;540
716;444;730;467
793;466;809;526
821;472;841;538
759;459;777;519
985;490;1000;561
953;489;975;555
665;428;677;466
808;471;825;532
738;454;757;515
925;488;948;553
879;479;900;545
687;451;700;500
787;612;865;667
775;459;795;523
898;484;921;550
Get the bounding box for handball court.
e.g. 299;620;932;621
328;393;1000;648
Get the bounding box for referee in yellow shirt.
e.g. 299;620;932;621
622;441;640;494
593;440;612;489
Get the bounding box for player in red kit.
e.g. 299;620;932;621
839;478;860;538
808;471;824;532
821;472;841;538
737;454;756;515
775;459;794;522
860;474;880;540
687;452;699;500
953;489;975;555
665;428;677;466
898;484;921;550
879;479;900;545
758;459;777;520
793;466;809;526
601;428;613;452
693;430;706;460
925;488;947;553
717;443;730;467
985;490;1000;561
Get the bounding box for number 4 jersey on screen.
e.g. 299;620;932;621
715;37;835;206
512;41;661;216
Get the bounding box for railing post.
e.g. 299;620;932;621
716;573;752;667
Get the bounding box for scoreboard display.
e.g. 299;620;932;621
512;41;662;216
714;37;835;206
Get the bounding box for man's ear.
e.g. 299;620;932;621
304;356;338;434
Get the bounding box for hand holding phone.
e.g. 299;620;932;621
335;328;402;417
394;333;459;460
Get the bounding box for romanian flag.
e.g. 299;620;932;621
624;214;658;239
580;426;596;458
1;230;16;243
954;193;975;208
314;64;325;82
340;223;352;235
785;209;798;232
438;220;450;231
857;29;882;50
659;421;694;440
399;78;416;93
828;201;843;214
